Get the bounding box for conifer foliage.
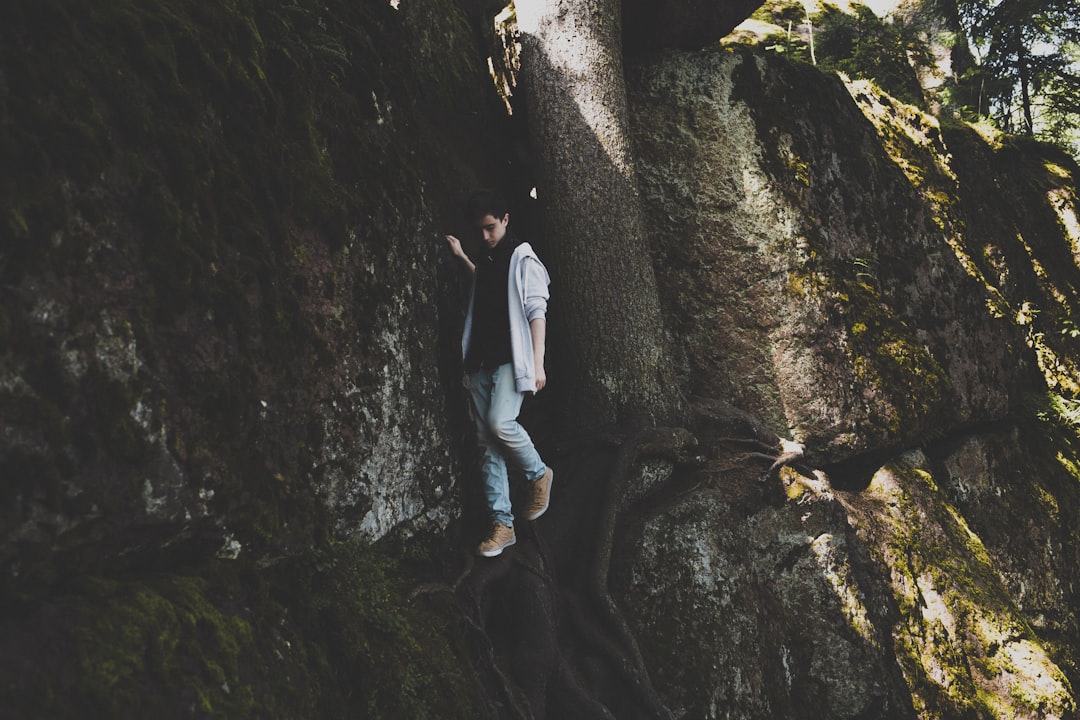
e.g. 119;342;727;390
947;0;1080;143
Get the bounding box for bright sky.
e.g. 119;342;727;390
804;0;904;16
862;0;903;15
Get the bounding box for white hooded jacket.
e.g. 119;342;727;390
462;242;550;393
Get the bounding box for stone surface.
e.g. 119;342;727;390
617;425;1080;717
620;489;913;719
622;0;767;54
628;48;1032;459
932;427;1080;681
840;451;1075;718
0;0;505;570
616;47;1080;717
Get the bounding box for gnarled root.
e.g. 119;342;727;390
416;398;822;718
581;426;697;720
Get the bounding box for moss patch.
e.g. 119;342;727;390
840;456;1076;718
788;262;952;446
945;126;1080;396
0;540;482;719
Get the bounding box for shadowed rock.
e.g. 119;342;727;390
622;0;765;54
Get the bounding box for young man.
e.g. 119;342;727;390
445;189;553;557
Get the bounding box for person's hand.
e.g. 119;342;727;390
534;364;547;393
445;234;465;260
445;234;476;273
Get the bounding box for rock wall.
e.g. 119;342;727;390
1;1;518;716
629;49;1033;459
0;0;516;574
621;47;1080;718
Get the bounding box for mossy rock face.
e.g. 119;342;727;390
0;0;513;570
0;1;511;716
627;48;1034;460
931;416;1080;694
843;79;1080;399
840;451;1076;718
0;541;483;719
619;476;913;719
619;418;1080;717
941;124;1080;396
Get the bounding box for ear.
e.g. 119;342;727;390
502;213;510;225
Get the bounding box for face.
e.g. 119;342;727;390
477;213;509;250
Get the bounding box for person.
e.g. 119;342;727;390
445;189;553;557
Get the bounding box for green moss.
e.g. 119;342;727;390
2;540;482;719
855;458;1075;717
786;263;951;444
844;280;950;435
68;574;259;716
942;123;1080;397
279;539;482;720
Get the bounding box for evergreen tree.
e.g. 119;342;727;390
953;0;1080;142
815;3;933;106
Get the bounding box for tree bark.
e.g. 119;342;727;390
515;0;677;431
1016;27;1034;135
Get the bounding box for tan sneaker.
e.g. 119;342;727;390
525;466;553;521
477;523;516;557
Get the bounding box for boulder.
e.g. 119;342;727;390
628;48;1032;459
623;0;766;54
0;0;510;570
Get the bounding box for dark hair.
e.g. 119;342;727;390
465;188;509;224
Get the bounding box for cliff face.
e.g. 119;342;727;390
2;1;1080;718
0;0;510;572
631;52;1034;457
624;49;1080;718
1;3;502;714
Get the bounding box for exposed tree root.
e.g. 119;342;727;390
414;398;821;719
694;396;815;482
582;427;697;720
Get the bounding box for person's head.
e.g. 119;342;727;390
465;189;510;250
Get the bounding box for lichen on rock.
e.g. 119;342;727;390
840;452;1076;719
629;47;1029;460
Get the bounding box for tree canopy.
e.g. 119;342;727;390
743;0;1080;156
949;0;1080;142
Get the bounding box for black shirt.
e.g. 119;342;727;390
465;236;521;373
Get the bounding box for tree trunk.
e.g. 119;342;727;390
1017;28;1034;135
515;0;678;431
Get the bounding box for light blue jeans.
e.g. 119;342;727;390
466;363;547;527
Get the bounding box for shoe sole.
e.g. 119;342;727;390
477;536;516;558
526;469;553;521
